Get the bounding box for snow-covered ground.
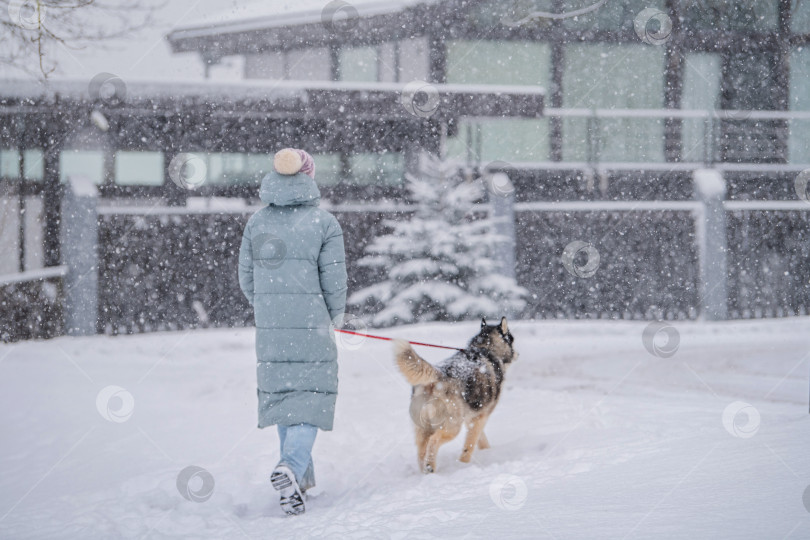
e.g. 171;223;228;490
1;318;809;539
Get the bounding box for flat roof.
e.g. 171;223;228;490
0;78;544;121
168;0;440;42
0;77;543;101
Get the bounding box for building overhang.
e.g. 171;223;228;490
0;78;543;155
0;78;543;120
166;0;454;58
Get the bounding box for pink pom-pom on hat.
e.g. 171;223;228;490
274;148;316;179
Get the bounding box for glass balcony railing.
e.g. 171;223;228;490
449;109;810;170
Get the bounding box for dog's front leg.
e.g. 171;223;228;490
460;414;489;463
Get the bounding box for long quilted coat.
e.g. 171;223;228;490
238;171;347;430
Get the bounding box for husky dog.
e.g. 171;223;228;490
394;317;518;473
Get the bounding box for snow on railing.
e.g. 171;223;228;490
467;107;810;169
0;265;67;287
543;108;810;120
514;200;701;212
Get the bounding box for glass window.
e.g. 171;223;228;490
340;46;378;82
790;47;810;163
562;44;665;162
204;153;273;185
379;42;398;83
446;41;551;163
563;116;666;162
794;0;810;33
115;151;164;186
447;40;551;87
681;0;777;31
60;150;105;184
286;47;331;81
0;149;19;178
2;149;45;180
348;152;404;185
398;37;429;83
24;149;44;180
446;118;551;163
244;52;284;79
312;153;342;185
681;53;721;162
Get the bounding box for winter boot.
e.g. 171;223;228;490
271;464;305;516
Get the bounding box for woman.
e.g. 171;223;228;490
238;148;347;515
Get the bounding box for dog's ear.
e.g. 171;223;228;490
500;317;508;334
481;317;487;328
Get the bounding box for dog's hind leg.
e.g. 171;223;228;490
415;427;431;473
477;430;490;450
460;414;490;463
424;429;456;473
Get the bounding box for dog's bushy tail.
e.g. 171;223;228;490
393;339;441;386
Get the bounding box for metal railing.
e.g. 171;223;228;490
469;108;810;171
552;108;810;167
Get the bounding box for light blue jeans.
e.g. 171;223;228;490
277;423;317;491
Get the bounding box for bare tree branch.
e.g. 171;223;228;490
1;0;165;78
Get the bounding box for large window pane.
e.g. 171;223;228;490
2;149;45;180
398;37;429;82
244;52;284;79
340;46;378;82
312;153;342;185
563;117;665;162
0;149;19;178
379;42;397;83
446;118;551;163
681;53;721;162
204;153;273;185
562;44;665;162
115;151;164;186
564;44;664;109
24;150;44;181
286;47;331;81
60;150;105;184
794;0;810;33
790;47;810;164
447;40;551;87
348;153;404;185
447;41;551;163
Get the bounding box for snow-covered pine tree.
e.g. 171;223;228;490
349;154;527;326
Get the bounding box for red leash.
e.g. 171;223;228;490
334;329;465;352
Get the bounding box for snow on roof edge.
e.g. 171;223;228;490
0;78;544;101
168;0;440;42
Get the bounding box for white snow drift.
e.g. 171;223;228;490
1;318;809;538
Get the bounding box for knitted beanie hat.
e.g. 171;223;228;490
274;148;316;179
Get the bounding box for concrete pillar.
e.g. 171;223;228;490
694;168;728;321
488;172;516;280
61;175;99;336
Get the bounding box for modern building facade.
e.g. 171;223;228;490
168;0;810;174
2;0;810;340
